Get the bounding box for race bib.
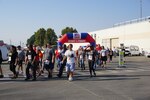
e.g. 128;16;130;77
88;55;92;60
45;60;50;65
28;55;32;60
80;55;83;59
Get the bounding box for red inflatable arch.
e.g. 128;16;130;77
57;33;96;47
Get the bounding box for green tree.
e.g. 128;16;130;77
61;27;78;35
27;34;35;45
44;28;57;45
34;28;46;46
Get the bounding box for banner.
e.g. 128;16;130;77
73;33;81;39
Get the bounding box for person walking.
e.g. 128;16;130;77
43;43;55;78
0;49;4;78
17;46;25;74
25;45;37;81
62;44;76;81
57;44;67;78
78;46;86;70
85;45;97;77
100;46;107;69
109;48;113;62
10;46;18;79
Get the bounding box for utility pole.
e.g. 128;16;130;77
140;0;142;18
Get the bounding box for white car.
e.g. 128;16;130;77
0;45;9;61
145;50;150;58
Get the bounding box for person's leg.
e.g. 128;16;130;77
88;60;92;77
32;64;37;80
69;63;75;81
25;63;31;80
91;61;96;76
12;64;17;78
58;62;65;77
0;64;4;78
0;64;3;74
66;63;70;79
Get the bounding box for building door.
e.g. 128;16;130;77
110;38;119;49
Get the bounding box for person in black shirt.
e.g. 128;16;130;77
85;45;97;77
0;49;4;78
10;46;18;79
57;44;67;78
25;45;37;81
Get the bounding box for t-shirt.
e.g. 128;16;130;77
87;50;96;61
11;52;18;64
44;48;55;62
78;50;85;59
26;50;36;62
100;49;107;57
17;50;25;61
0;50;2;63
65;50;76;63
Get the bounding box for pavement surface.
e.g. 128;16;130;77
0;56;150;100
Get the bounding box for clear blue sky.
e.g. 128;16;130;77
0;0;150;46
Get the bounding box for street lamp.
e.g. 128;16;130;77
94;34;96;43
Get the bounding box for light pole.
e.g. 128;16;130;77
94;34;96;43
140;0;142;18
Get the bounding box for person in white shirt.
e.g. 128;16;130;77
100;46;107;68
62;44;76;81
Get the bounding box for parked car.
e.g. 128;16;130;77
0;45;9;61
124;45;141;56
144;50;150;58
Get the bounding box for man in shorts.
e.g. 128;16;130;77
62;44;76;81
43;43;55;78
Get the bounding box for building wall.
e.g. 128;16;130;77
90;20;150;51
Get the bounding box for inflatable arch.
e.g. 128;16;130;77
57;33;96;47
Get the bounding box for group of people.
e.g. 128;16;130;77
0;43;116;81
76;44;116;71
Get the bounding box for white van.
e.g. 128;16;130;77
0;45;9;61
124;45;141;56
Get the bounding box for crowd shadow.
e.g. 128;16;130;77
1;73;150;83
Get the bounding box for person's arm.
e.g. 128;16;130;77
62;56;67;63
15;52;18;66
62;50;67;63
32;51;36;65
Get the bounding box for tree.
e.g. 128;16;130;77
34;28;46;46
61;27;78;35
27;34;35;45
44;28;57;45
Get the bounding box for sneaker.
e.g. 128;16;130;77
68;77;73;81
94;73;96;77
25;78;30;81
0;75;4;78
32;78;36;81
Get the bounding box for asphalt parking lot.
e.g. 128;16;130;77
0;56;150;100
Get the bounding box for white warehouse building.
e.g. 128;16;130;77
89;16;150;51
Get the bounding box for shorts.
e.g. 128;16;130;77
66;63;75;72
101;56;107;61
44;62;54;70
18;60;23;66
